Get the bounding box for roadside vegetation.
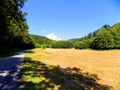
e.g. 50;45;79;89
0;47;20;59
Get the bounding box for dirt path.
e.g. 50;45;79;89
0;51;25;90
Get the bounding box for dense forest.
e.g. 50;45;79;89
0;0;35;50
31;34;73;49
74;23;120;50
30;34;53;48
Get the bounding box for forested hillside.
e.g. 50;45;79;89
30;34;74;49
69;38;79;42
0;0;35;50
74;23;120;50
30;34;53;48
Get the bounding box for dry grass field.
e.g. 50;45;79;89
21;48;120;90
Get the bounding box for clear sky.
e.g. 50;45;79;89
23;0;120;40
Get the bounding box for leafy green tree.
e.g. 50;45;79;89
41;44;47;49
74;40;90;49
111;22;120;48
0;0;35;49
102;24;111;29
30;34;53;48
91;28;114;49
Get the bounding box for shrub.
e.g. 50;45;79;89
41;44;47;49
91;37;114;50
74;40;89;49
51;40;73;48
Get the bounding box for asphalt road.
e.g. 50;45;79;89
0;51;25;90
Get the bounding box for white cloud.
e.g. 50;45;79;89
46;33;61;40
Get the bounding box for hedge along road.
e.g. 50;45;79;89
0;51;26;90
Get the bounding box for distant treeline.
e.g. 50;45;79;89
32;22;120;50
30;34;52;48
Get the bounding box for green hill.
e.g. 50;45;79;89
30;34;53;47
69;38;80;42
74;22;120;49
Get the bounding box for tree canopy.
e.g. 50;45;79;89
74;22;120;50
51;40;73;49
0;0;35;49
30;34;53;48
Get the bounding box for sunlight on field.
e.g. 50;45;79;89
22;48;120;90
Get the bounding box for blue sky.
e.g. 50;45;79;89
23;0;120;40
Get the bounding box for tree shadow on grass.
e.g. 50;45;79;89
21;57;112;90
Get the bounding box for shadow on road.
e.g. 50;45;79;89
0;52;24;90
21;56;112;90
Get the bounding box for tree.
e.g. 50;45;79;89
0;0;35;49
74;40;90;49
91;28;114;50
30;34;53;48
111;22;120;49
51;40;73;48
102;24;111;29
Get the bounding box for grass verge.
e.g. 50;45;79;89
0;47;20;59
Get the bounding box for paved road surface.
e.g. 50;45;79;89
0;51;25;90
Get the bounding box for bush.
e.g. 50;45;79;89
40;44;47;49
0;47;19;58
74;40;89;49
51;40;73;48
91;37;114;50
